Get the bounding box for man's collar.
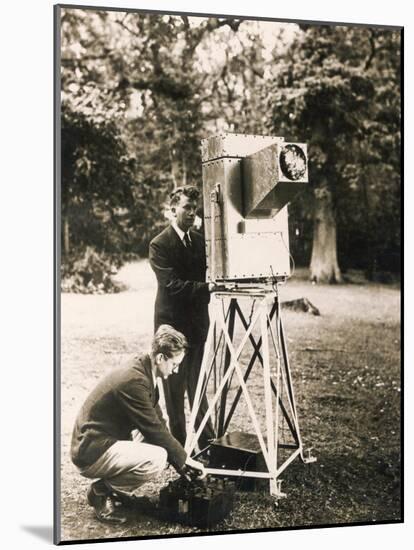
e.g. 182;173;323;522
147;354;158;389
172;221;191;242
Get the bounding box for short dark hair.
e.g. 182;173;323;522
170;185;200;207
151;324;188;358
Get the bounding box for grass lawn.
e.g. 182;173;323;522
59;261;401;542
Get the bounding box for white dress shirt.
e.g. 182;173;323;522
172;221;192;246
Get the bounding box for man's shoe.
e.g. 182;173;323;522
87;481;128;525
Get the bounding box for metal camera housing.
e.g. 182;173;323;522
201;133;308;282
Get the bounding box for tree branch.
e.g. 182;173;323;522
365;30;377;70
364;30;390;70
115;17;141;38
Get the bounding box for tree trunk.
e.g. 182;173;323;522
170;156;188;188
182;154;187;186
310;184;342;283
63;215;70;256
170;158;180;189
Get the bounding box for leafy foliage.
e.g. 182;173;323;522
61;246;124;293
61;103;136;257
266;25;401;277
60;8;265;285
59;9;401;290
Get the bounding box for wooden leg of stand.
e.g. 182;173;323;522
217;298;237;437
261;301;276;494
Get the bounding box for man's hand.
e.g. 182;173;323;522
184;456;207;479
208;282;236;293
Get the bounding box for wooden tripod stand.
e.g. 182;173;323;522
184;283;316;497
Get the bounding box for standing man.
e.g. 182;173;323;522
149;185;215;451
71;325;205;524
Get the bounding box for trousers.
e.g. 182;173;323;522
162;342;214;450
78;432;167;496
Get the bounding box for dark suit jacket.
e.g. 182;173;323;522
149;226;210;344
70;354;187;470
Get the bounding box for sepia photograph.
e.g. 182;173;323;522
54;3;402;545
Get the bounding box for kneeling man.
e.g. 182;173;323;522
71;324;205;524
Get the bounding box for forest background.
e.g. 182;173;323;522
59;8;401;291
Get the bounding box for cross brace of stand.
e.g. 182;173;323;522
184;285;316;498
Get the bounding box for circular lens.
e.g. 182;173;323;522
279;144;307;180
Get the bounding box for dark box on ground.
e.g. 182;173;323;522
159;477;236;527
208;431;268;491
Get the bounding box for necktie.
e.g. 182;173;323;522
183;232;192;249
